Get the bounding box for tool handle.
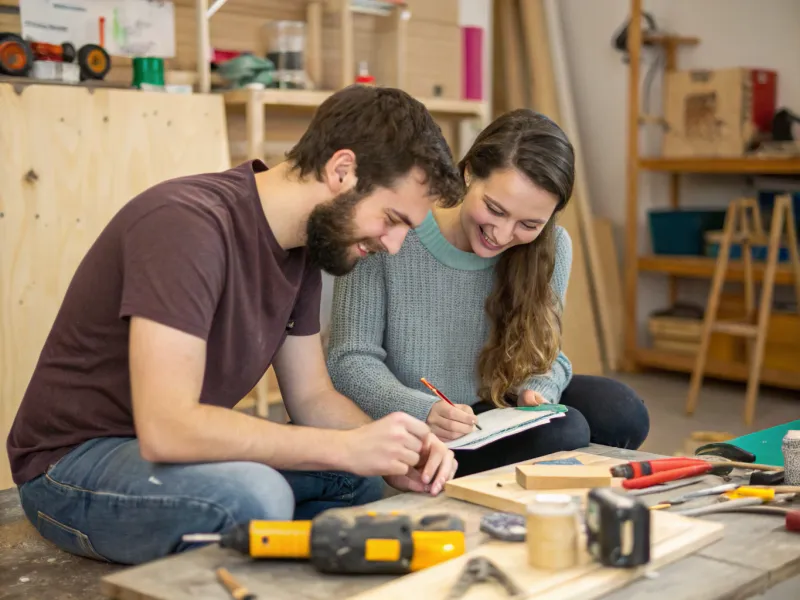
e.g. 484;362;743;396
622;464;712;490
787;511;800;532
612;458;703;479
700;459;784;472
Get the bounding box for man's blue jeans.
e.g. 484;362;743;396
17;437;385;565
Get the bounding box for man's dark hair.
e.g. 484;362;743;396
285;85;464;205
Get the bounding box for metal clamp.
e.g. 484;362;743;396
446;556;525;599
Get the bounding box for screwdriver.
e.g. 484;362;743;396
649;482;741;510
183;509;466;575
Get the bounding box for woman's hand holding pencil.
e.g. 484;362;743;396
420;378;482;442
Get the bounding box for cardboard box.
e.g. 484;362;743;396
663;68;777;158
405;0;459;24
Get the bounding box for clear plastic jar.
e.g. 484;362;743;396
263;20;306;89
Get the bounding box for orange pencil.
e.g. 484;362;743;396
420;378;482;431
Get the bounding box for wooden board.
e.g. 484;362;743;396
445;451;625;515
349;512;723;600
594;218;624;370
543;0;618;373
517;0;604;376
352;449;723;600
93;446;800;600
0;83;230;489
515;464;612;490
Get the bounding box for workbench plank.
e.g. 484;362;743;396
598;555;768;600
5;445;800;600
697;511;800;575
100;491;491;600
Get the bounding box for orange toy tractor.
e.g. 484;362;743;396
0;33;110;81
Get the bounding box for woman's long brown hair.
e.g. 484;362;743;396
461;110;575;407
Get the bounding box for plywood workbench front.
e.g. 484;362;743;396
0;82;231;489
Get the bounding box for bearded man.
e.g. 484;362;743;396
6;85;463;565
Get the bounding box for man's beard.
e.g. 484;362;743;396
306;189;376;276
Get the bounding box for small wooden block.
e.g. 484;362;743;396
515;465;613;490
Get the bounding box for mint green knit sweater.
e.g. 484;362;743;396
326;211;574;422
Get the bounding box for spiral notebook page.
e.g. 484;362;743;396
445;408;565;450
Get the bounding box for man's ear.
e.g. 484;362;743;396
325;149;357;193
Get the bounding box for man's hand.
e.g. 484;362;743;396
338;412;431;477
427;400;478;441
384;433;457;496
518;390;547;407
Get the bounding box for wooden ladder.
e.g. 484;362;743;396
686;194;800;426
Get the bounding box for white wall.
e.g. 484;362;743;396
557;0;800;339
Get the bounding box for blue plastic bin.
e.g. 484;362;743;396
648;209;727;256
757;190;800;233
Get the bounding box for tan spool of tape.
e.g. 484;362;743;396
526;493;581;570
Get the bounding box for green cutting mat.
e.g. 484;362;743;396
725;420;800;467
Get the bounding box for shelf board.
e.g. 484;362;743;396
638;255;797;286
222;88;487;119
643;34;700;46
634;346;800;391
639;156;800;174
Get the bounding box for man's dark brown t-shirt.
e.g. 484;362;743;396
7;160;321;486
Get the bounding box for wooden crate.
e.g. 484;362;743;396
648;315;744;363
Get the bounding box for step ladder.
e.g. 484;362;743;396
686;194;800;426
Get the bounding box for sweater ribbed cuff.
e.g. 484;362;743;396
521;376;561;404
401;390;440;422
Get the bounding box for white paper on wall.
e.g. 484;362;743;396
19;0;175;58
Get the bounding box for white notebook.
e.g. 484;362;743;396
445;407;565;450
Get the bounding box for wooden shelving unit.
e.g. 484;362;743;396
623;0;800;387
226;87;489;164
639;157;800;174
223;88;489;118
638;255;798;285
634;347;800;391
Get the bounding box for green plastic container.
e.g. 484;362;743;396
132;57;165;89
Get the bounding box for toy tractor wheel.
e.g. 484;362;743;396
61;42;76;63
0;33;33;77
78;43;110;80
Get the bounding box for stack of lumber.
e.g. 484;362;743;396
492;0;622;374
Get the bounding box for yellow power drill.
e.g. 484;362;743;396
183;509;466;574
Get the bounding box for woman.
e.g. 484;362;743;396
326;109;649;478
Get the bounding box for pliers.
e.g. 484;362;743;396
446;556;526;599
614;457;782;491
614;458;720;490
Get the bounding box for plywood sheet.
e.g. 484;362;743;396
0;83;230;489
349;512;723;600
358;450;725;600
445;451;627;514
594;218;624;370
517;0;604;375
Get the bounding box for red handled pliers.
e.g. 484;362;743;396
612;458;716;490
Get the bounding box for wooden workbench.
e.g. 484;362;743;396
2;445;799;599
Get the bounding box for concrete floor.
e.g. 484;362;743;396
614;370;799;456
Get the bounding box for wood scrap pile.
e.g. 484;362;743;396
492;0;622;373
